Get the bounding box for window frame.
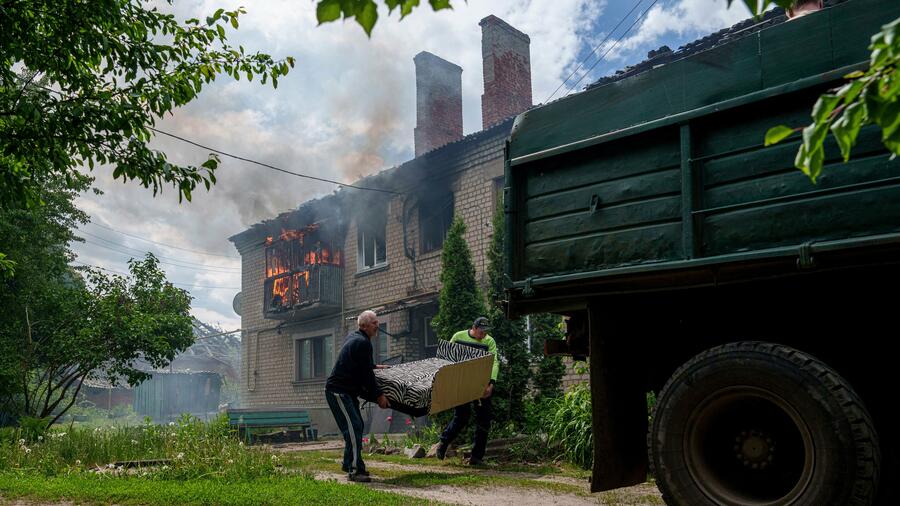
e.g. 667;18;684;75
356;207;387;271
293;332;334;382
419;192;454;254
423;316;439;349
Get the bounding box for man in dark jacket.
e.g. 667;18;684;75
325;310;390;482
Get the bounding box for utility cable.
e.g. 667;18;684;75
543;0;648;103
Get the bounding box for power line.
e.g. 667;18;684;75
194;329;242;340
76;230;241;272
87;222;240;259
71;260;241;290
148;127;403;196
12;76;402;197
543;0;648;104
565;0;662;96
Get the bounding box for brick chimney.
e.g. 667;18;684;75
414;51;463;157
480;15;532;129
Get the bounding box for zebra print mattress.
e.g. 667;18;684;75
375;340;491;417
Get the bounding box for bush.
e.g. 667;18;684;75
18;416;50;443
547;383;593;469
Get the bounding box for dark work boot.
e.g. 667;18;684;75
348;472;371;483
436;441;448;460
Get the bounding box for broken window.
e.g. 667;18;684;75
264;227;343;314
295;334;333;381
357;203;387;270
420;192;454;254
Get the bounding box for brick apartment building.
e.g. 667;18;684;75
228;16;533;432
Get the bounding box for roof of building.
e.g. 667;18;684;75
585;0;847;92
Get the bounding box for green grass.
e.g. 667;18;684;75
0;472;435;505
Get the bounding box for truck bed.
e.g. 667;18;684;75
505;0;900;309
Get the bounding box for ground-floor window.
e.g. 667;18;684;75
294;334;333;381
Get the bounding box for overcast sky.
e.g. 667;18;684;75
71;0;752;331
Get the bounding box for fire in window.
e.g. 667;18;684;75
264;226;343;313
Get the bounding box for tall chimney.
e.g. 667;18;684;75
414;51;463;157
480;15;532;129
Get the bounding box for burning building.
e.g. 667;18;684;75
228;16;532;433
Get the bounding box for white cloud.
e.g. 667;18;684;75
616;0;753;56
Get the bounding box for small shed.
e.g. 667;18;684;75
133;371;222;422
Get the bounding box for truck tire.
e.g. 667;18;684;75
649;342;879;506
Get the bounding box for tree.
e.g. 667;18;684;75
1;1;294;275
316;0;453;36
431;215;485;340
485;198;530;428
528;313;566;401
0;175;194;425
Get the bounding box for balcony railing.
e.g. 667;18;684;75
264;264;342;318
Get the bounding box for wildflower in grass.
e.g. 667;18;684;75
24;448;31;454
18;439;25;446
362;437;369;444
405;418;411;425
387;416;393;423
107;463;115;469
162;465;169;470
75;460;81;465
227;459;234;464
168;422;176;426
131;439;138;445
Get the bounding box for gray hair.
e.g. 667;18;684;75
357;310;377;327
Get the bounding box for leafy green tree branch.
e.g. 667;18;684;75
765;17;900;181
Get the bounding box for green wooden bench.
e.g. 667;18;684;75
226;407;313;444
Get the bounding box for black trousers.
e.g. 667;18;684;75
325;390;366;474
440;396;492;460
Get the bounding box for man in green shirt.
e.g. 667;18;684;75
436;317;499;466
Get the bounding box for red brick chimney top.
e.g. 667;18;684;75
413;51;463;157
480;15;532;130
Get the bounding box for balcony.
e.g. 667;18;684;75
262;228;344;320
264;263;343;319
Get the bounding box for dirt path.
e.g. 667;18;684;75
315;459;664;505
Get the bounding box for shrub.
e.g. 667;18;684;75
547;383;593;469
18;416;50;443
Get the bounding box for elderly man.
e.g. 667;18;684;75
325;310;390;482
435;316;499;466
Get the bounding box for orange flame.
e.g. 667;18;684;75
271;276;291;307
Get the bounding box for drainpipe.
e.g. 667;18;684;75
246;330;261;392
401;196;419;291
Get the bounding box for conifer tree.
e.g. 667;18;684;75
431;216;485;341
486;198;530;428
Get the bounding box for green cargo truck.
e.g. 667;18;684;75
503;1;900;504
